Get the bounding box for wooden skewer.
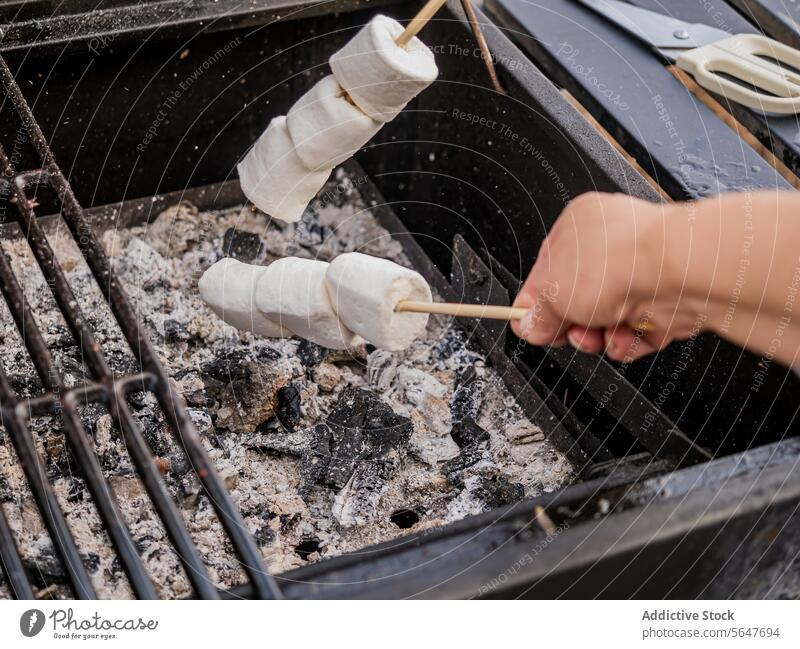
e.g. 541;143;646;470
396;0;448;47
460;0;506;95
396;300;656;332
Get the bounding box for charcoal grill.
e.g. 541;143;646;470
0;0;799;599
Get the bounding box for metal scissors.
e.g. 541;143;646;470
576;0;800;114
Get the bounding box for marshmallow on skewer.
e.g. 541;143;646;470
256;257;359;350
329;15;438;122
286;75;383;171
198;258;291;338
237;116;331;223
325;252;432;350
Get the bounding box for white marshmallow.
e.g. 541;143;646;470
286;75;383;171
329;15;438;122
256;257;358;350
198;258;290;338
325;252;431;350
237;116;331;223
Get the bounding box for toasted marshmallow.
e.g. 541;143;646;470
325;252;431;350
237;116;331;223
256;257;358;350
329;15;438;122
286;75;383;171
198;258;290;337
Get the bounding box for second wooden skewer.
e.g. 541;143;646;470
396;300;656;332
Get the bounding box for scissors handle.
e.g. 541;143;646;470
676;34;800;115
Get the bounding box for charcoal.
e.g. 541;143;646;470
255;346;281;362
473;476;524;509
201;348;287;433
201;348;253;383
298;423;333;498
451;366;483;422
325;427;369;490
364;404;412;456
332;451;399;527
254;526;277;548
431;327;466;362
250;427;316;456
7;373;42;398
450;416;489;448
296;339;328;368
324;388;410;492
222;227;262;262
442;442;490;480
294;215;330;248
276;385;302;431
84;552;101;573
163;318;190;343
366;349;397;390
0;471;11;503
127;390;150;409
65;477;86;503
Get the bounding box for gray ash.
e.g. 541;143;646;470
0;169;574;598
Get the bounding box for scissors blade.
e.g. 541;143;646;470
575;0;730;59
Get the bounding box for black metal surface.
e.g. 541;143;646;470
486;0;791;198
0;0;396;55
726;0;800;50
0;55;282;598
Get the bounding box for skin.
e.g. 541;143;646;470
511;190;800;368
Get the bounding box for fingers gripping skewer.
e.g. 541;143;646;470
395;301;656;332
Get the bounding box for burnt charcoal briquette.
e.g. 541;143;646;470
442;442;488;480
83;552;101;573
327;388;373;431
325;427;369;490
294;215;330;248
222;227;263;262
450;416;489;448
65;477;86;503
431;327;467;362
201;348;252;382
0;471;11;502
296;339;328;368
364;407;412;455
127;390;150;409
254;526;277;548
163;318;190;343
473;476;525;509
298;424;333;498
324;388;412;489
276;385;302;431
451;366;483;423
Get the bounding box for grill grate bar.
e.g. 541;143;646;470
0;145;159;600
0;243;96;598
0;489;34;599
0;55;282;599
1;152;222;599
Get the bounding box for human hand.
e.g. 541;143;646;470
510;192;709;362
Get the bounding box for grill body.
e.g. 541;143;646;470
0;0;798;599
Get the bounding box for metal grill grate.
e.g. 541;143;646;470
0;56;282;600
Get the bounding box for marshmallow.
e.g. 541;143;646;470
329;15;438;122
256;257;358;350
286;75;383;171
198;258;290;338
325;252;431;350
237;116;331;223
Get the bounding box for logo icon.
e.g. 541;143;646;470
20;609;45;637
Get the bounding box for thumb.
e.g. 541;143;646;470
512;284;568;346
